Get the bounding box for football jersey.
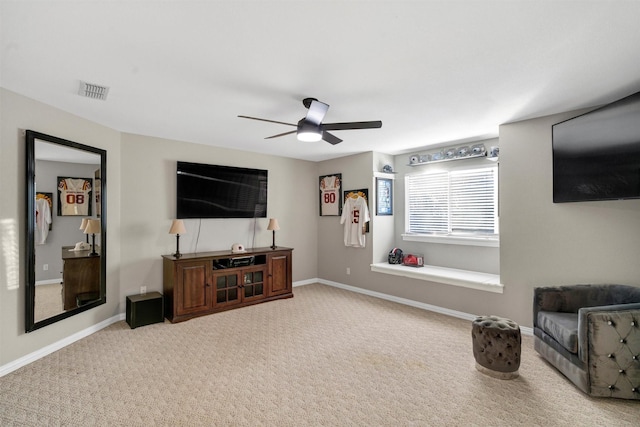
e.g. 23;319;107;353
59;178;92;216
35;197;52;245
340;195;370;248
320;175;341;215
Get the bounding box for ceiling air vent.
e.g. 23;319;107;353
78;81;109;101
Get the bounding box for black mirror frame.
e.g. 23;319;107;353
25;130;107;332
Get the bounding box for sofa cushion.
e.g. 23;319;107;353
537;311;579;354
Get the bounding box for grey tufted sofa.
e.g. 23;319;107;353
533;284;640;399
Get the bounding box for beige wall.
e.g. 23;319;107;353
118;133;318;309
499;110;640;323
3;87;640;369
317;152;375;285
0;90;318;368
317;149;508;324
317;122;640;327
0;89;122;366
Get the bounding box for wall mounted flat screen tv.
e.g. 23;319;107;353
552;91;640;203
177;161;267;219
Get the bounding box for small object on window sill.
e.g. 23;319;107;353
402;253;424;267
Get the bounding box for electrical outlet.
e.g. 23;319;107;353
43;264;48;271
346;267;350;275
140;286;147;295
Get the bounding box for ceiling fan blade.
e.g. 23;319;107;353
322;121;382;131
265;130;297;139
305;100;329;125
237;115;296;127
322;131;342;145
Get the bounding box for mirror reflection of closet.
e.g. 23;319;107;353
26;131;106;332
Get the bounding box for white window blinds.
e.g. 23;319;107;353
406;166;498;236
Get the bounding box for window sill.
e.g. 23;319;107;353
402;233;499;247
370;263;503;293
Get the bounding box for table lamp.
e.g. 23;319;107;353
267;218;280;249
83;219;101;256
79;218;89;243
169;219;186;258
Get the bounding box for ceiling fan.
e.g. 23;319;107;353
238;98;382;145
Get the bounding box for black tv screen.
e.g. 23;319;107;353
177;161;268;219
552;91;640;203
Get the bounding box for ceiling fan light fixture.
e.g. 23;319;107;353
297;130;322;142
297;120;322;142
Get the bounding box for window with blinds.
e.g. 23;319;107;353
406;166;498;236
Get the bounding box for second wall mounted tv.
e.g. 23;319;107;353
552;91;640;203
177;161;268;219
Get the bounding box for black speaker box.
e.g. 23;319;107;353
126;292;164;329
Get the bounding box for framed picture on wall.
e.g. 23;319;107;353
57;176;93;216
319;173;342;216
376;178;393;215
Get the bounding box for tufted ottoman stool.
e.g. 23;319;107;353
472;315;521;379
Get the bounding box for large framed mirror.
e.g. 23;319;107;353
25;130;107;332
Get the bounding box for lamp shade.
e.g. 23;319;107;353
267;218;280;231
79;218;89;231
169;219;186;235
83;219;101;234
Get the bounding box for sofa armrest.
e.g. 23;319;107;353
533;285;640;328
578;304;640;399
533;285;588;327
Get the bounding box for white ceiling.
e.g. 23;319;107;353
2;1;640;162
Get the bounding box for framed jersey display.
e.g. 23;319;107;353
319;173;342;216
57;176;93;216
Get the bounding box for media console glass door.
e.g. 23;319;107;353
25;131;107;332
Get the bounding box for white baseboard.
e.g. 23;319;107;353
292;278;318;287
35;278;62;286
2;279;532;377
0;313;125;378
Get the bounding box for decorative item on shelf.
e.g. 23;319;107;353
83;219;101;256
388;247;404;264
471;144;486;155
431;150;444;161
488;146;499;161
457;146;470;157
267;218;280;249
231;243;246;253
79;218;89;243
444;147;457;159
382;164;394;173
408;143;488;166
402;253;424;267
169;219;186;258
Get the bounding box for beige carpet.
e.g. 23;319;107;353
34;283;64;322
1;283;638;426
